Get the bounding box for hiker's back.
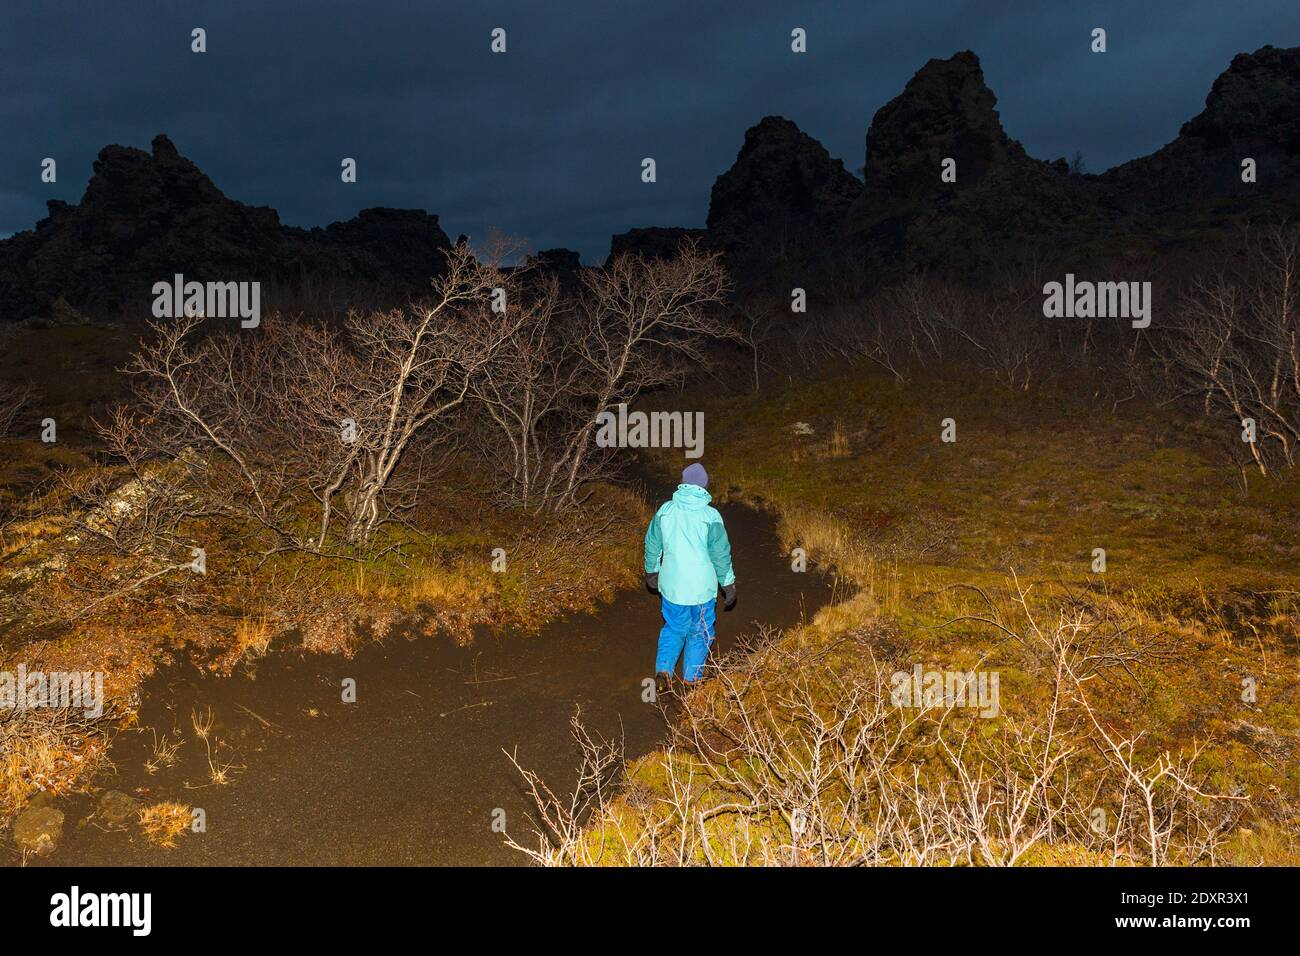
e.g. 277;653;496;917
651;484;723;605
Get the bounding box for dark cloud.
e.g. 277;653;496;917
2;0;1297;258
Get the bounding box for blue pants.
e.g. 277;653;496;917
656;597;717;683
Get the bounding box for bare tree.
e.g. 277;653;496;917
0;379;33;439
117;313;298;544
731;300;781;393
541;241;732;510
1166;225;1300;477
113;241;524;551
333;240;531;541
469;273;584;508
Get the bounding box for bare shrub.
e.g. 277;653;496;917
469;273;584;508
1;706;112;818
503;709;626;865
790;274;1062;390
0;380;33;438
522;243;738;512
111;242;519;551
1165;225;1300;477
4;451;208;632
507;589;1245;867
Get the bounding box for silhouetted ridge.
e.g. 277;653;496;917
0;135;451;320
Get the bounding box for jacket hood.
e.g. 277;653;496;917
671;483;712;507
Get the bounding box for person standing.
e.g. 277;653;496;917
643;463;736;694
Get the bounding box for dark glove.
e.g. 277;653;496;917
721;582;737;611
644;572;659;593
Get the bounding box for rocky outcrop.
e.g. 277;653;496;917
1101;44;1300;209
706;116;863;278
607;227;707;263
522;247;585;293
606;117;864;287
527;247;582;273
295;206;453;286
860;52;1030;202
849;44;1300;278
0;135;452;321
845;51;1123;278
613;44;1300;287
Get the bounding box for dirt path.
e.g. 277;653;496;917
15;499;831;866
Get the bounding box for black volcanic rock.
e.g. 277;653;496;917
526;247;582;273
0;135;452;320
860;51;1025;201
615;46;1300;288
1101;45;1300;209
607;227;707;263
522;247;585;294
706;116;863;276
846;45;1300;278
297;207;452;283
845;51;1121;278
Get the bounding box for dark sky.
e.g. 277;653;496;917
2;1;1298;261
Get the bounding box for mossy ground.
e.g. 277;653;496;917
0;322;645;820
572;368;1300;865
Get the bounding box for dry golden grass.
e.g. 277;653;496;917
0;514;69;554
190;706;238;786
590;368;1300;866
827;418;852;458
357;558;493;609
232;614;272;660
138;801;190;848
0;709;105;818
144;729;182;775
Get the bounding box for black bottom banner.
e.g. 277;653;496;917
0;865;1277;941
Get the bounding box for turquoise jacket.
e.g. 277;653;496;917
644;484;735;606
